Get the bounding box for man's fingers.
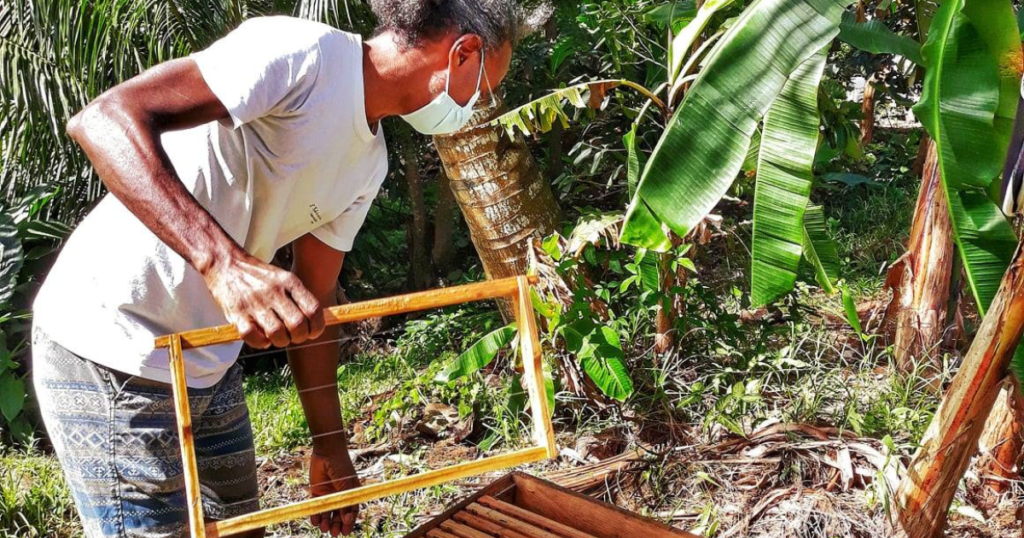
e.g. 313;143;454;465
274;296;310;344
319;511;331;533
236;316;270;349
254;308;289;348
342;507;356;535
287;278;326;339
331;510;342;537
308;307;326;341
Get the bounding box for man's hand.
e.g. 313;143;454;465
202;251;326;349
309;450;360;536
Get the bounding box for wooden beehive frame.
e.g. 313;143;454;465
154;275;556;538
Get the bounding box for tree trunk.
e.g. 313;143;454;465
896;242;1024;538
976;375;1024;497
861;77;876;145
404;145;432;290
433;94;562;319
654;251;675;354
855;1;875;146
431;169;458;278
892;140;955;372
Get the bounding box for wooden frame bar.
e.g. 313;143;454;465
155;275;554;538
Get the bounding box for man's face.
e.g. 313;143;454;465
424;36;513;106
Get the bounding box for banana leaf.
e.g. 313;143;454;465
914;0;1020;313
750;48;828;306
837;11;924;64
562;320;633;401
801;203;840;293
434;325;517;383
668;0;740;88
623;126;645;199
962;0;1020;144
621;0;852;250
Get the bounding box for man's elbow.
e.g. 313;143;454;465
66;94;124;145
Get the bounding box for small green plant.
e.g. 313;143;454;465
0;185;71;447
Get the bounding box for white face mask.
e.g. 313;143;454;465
401;48;486;135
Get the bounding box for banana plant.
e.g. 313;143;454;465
496;0;855;307
619;0;852;253
916;0;1018;313
908;0;1023;376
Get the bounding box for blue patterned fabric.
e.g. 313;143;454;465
32;323;260;538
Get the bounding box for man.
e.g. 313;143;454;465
31;1;526;536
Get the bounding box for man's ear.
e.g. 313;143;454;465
453;34;484;66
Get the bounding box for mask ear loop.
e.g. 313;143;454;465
475;48;486;95
443;45;486;95
481;51;498;107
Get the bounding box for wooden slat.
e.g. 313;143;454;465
466;503;565;538
515;277;557;458
427;530;461;538
440;520;495;538
477;496;598;538
155;276;536;350
404;475;518;538
206;447;548;537
452;511;532;538
513;474;699;538
168;334;206;538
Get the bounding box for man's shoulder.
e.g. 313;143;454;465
236;15;334;36
234;16;355;52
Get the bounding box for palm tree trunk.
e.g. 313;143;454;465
433;95;562;319
891;139;954;372
896;241;1024;538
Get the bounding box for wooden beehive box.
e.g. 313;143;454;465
405;472;700;538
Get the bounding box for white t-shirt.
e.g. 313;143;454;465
33;17;388;388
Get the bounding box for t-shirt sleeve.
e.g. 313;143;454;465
310;180;382;252
190;17;326;129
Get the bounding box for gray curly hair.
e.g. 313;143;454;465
368;0;552;51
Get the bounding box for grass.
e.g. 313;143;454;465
818;131;921;295
245;350;419;455
0;451;77;538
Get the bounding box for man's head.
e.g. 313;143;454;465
368;0;546;134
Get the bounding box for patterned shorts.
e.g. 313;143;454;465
32;323;260;538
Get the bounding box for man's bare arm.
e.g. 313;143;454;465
67;58;323;348
289;232;359;536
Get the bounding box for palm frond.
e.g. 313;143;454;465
490;80;622;138
492;79;665;138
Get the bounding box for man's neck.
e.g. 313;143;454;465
362;33;418;127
